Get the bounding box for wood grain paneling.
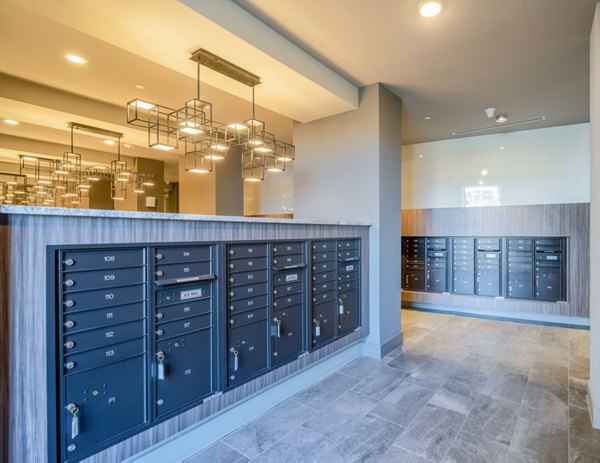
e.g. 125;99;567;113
401;203;590;319
0;213;369;463
0;216;8;463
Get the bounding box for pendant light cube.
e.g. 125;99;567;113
178;99;213;138
111;180;127;201
265;153;286;173
184;149;214;173
132;173;147;194
242;148;265;182
275;141;295;161
127;99;158;127
148;105;179;151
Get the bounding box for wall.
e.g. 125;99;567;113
245;165;294;216
135;158;164;212
402;123;590;209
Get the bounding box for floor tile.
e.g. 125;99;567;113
371;381;435;427
481;371;529;404
520;383;568;427
569;406;600;461
462;394;520;446
570;356;590;380
509;414;568;463
429;374;487;415
338;357;386;380
293;372;360;410
387;349;432;373
441;430;509;463
223;400;313;459
406;358;458;391
184;441;249;463
395;404;467;462
352;365;410;400
570;377;589;410
252;426;334;463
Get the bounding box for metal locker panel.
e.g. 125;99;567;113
155;261;212;281
273;281;303;297
228;243;268;259
154;246;212;265
338;249;359;261
507;269;533;299
156;298;212;323
312;261;335;273
312;301;336;347
155;313;212;340
338;239;359;250
311;281;335;295
427;268;447;293
273;293;304;310
312;290;335;305
64;320;145;354
62;249;144;272
155;328;213;416
404;269;426;291
63;303;145;334
453;271;475;295
273;242;304;256
64;338;145;375
229;307;268;329
273;254;305;270
63;356;147;459
228;320;269;386
338;290;358;335
338;279;358;292
477;270;501;296
229;269;269;287
271;305;304;366
274;269;304;286
228;257;269;273
228;295;268;314
312;271;335;284
63;267;145;293
312;240;336;252
535;269;563;301
338;271;358;283
228;282;268;301
339;262;359;274
312;251;336;263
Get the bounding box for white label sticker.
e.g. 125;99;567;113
286;274;299;282
180;288;203;300
346;265;354;271
486;253;497;258
547;255;558;260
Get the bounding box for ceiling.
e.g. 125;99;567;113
0;0;595;178
234;0;597;144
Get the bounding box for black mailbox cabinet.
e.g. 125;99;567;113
402;237;426;291
452;237;475;295
49;238;361;463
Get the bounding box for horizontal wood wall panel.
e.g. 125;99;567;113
401;203;590;319
0;214;369;463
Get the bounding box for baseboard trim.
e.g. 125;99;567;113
588;381;600;429
361;331;403;358
125;342;363;463
403;302;589;329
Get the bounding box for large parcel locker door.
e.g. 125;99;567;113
535;253;564;302
271;305;304;367
228;319;269;385
476;268;501;296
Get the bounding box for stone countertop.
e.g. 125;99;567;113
0;205;371;227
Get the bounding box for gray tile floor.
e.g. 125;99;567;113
185;309;596;463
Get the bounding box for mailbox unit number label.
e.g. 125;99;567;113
180;288;203;301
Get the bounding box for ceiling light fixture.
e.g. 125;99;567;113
4;119;19;125
481;170;488;176
418;0;444;17
496;114;508;123
134;84;145;90
65;54;87;64
103;139;116;145
423;116;432;121
484;107;496;119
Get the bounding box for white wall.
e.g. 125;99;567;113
244;165;294;216
402;123;590;209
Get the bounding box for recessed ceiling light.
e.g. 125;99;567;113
424;116;432;121
4;119;19;125
479;180;484;185
65;54;87;64
418;154;424;158
481;169;488;176
496;114;508;123
134;84;145;90
418;0;444;17
103;139;116;145
500;146;505;150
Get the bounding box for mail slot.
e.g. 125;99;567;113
312;281;334;294
228;319;269;386
312;271;335;284
64;284;146;311
338;270;358;283
229;282;268;301
229;269;268;287
312;290;335;304
229;307;268;328
508;240;533;252
273;293;303;310
155;261;212;281
155;329;213;417
156;313;212;339
536;253;563;263
64;320;145;354
63;303;145;334
338;249;359;261
228;294;268;313
312;240;336;251
273;281;303;297
62;248;144;272
228;243;268;259
312;261;335;273
64;338;145;374
273;254;305;270
339;280;358;292
312;252;335;263
273;242;304;256
338;239;358;250
228;257;268;272
63;356;146;459
156;298;212;323
427;250;447;258
339;262;358;273
154;246;212;265
272;305;304;366
63;267;145;292
156;282;212;306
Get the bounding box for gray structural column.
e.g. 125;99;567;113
590;2;600;428
293;83;403;357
